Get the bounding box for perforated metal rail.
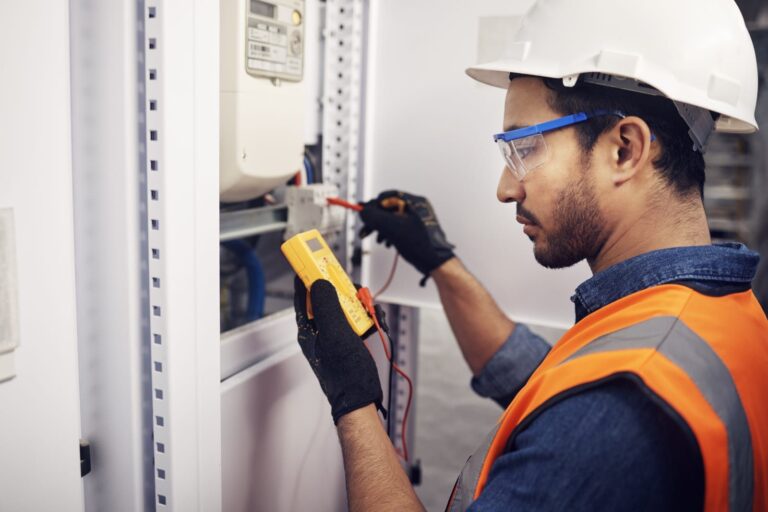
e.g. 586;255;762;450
141;1;170;508
321;0;367;271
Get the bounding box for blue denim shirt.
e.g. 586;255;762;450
467;243;759;511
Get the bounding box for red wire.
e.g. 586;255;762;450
327;197;363;211
373;252;399;299
358;287;414;462
377;324;414;462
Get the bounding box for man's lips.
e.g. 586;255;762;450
516;215;538;238
516;215;535;226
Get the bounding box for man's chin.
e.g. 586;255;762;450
533;242;582;269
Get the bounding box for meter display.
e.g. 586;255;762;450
245;0;304;81
250;0;275;18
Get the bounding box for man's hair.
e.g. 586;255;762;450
542;78;706;198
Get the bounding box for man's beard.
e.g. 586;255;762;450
529;171;606;269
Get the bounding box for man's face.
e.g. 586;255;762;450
497;78;607;268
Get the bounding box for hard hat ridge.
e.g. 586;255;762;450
467;0;760;146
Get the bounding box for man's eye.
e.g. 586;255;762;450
516;145;535;159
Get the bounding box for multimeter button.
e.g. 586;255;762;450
292;10;303;25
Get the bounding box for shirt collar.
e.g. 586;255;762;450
571;243;760;322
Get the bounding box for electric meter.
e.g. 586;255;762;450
220;0;306;202
246;0;305;82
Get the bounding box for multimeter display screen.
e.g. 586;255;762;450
250;0;275;18
306;238;323;252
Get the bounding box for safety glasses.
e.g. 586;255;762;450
493;110;628;181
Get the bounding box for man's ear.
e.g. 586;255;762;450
608;116;654;186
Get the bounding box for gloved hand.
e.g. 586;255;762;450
359;190;455;286
294;277;384;424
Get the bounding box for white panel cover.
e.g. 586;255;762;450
361;0;590;329
221;345;347;512
0;0;85;508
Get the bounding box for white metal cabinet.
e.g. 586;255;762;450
0;1;85;510
221;344;347;512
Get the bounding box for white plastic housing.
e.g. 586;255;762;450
220;0;306;202
284;184;345;239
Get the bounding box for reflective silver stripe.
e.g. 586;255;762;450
448;424;500;511
565;316;753;512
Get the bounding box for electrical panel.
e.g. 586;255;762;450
220;0;307;202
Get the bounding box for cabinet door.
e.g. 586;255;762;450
0;1;85;510
221;345;347;512
361;0;589;329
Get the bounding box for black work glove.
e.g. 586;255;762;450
294;277;384;424
359;190;455;286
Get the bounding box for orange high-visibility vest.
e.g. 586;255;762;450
447;284;768;511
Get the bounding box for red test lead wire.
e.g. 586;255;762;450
357;287;414;462
327;197;363;212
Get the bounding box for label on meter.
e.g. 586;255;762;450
281;229;374;336
245;0;304;81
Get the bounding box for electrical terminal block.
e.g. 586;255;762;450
284;184;346;240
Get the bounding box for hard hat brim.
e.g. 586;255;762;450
465;63;758;134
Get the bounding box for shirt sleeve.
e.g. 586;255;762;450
470;323;550;408
466;378;704;512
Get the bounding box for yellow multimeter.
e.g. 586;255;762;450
281;229;374;336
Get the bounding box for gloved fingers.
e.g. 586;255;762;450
293;276;319;361
309;279;354;336
293;275;308;316
359;199;413;234
293;276;315;332
376;189;402;201
359;199;391;226
359;226;373;239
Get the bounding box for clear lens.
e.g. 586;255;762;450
497;133;548;181
497;139;523;180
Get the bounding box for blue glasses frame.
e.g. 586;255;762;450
493;110;629;143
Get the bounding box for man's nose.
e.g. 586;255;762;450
497;167;525;203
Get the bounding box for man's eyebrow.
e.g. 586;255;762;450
503;123;526;132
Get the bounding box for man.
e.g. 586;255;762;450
293;0;768;510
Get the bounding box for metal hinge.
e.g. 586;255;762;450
80;439;92;477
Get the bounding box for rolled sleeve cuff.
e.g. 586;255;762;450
470;323;550;407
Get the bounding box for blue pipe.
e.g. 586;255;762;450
223;240;265;321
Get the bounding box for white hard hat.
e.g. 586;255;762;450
466;0;759;151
